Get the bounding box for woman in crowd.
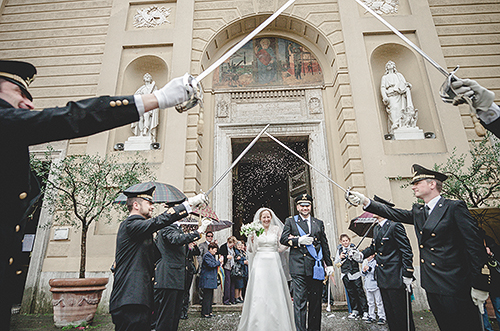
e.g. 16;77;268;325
233;241;248;303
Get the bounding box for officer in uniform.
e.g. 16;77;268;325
348;164;490;331
280;193;334;331
352;196;415;331
152;212;210;331
109;187;207;331
0;59;191;330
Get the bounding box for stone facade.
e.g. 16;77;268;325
0;0;498;313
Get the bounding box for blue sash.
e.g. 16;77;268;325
294;215;324;280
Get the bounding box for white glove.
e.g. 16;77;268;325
198;218;212;234
402;276;413;292
348;248;363;263
325;266;334;276
187;193;208;208
298;234;314;246
471;288;489;314
451;78;495;112
153;73;193;109
346;191;367;206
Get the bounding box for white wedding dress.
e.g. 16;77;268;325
237;224;296;331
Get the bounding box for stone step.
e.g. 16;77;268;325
189;302;348;312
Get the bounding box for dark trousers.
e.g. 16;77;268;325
111;304;151;331
180;272;194;318
426;292;482;331
291;275;323;331
223;268;235;304
380;288;415;331
201;288;214;316
154;289;184;331
342;276;368;314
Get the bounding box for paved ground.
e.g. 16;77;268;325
10;304;448;331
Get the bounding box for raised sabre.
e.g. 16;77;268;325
175;0;297;113
351;0;463;104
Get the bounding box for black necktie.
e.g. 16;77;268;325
424;205;431;219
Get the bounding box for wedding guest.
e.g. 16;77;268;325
334;234;368;320
362;254;386;325
219;236;237;305
238;208;295;330
199;242;223;318
234;241;248;303
197;230;216;303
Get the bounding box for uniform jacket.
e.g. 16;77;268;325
199;251;220;289
361;219;414;289
0;96;138;285
109;203;189;312
280;215;333;277
153;224;200;290
366;197;489;295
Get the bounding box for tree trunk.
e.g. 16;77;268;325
79;225;87;278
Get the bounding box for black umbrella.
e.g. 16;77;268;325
114;181;187;204
349;211;377;239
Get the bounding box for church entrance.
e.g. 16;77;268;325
231;137;311;239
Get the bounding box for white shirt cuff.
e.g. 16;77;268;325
133;95;145;117
477;103;500;125
182;200;192;213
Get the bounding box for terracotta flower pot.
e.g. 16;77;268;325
49;277;108;327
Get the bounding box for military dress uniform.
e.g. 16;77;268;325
109;189;192;331
280;194;333;331
152;223;201;331
0;60;141;330
365;165;489;331
360;196;415;331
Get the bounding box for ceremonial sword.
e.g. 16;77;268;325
175;0;297;112
351;0;464;104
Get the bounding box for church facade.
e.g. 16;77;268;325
1;0;498;312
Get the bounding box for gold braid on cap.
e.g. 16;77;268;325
137;194;153;200
412;174;435;182
0;72;29;89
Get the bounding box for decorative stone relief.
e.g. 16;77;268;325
133;6;171;28
305;89;323;114
363;0;399;15
216;94;231;118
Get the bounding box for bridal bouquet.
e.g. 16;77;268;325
240;222;265;237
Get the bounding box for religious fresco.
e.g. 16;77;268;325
213;37;323;89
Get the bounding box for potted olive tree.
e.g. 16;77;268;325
433;133;500;241
30;149;154;327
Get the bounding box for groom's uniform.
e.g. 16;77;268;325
280;194;333;331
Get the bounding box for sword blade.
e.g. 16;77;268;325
197;0;296;82
265;132;348;193
206;124;271;196
351;0;449;77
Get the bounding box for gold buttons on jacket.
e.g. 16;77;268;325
9;258;13;265
380;263;384;267
379;252;382;255
123;99;129;106
15;225;20;232
431;263;436;266
116;100;122;106
16;270;22;275
419;231;423;235
431;233;436;237
19;192;27;200
110;101;116;107
420;245;424;248
430;248;435;251
421;259;424;263
303;254;307;257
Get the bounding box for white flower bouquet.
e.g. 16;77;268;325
240;222;265;237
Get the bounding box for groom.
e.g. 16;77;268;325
281;193;334;331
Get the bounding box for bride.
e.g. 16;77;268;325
237;208;296;331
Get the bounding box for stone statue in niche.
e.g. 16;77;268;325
381;61;416;133
131;73;159;142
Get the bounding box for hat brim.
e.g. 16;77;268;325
2;77;33;101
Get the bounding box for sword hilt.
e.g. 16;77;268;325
344;187;360;207
175;74;204;113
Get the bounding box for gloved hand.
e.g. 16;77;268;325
451;78;495;112
153;73;194;109
348;248;363;263
471;288;489;314
187;193;208;208
298;234;314;246
402;276;413;292
325;266;334;276
346;191;367;206
198;218;212;234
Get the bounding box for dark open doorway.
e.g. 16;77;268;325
232;136;311;239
